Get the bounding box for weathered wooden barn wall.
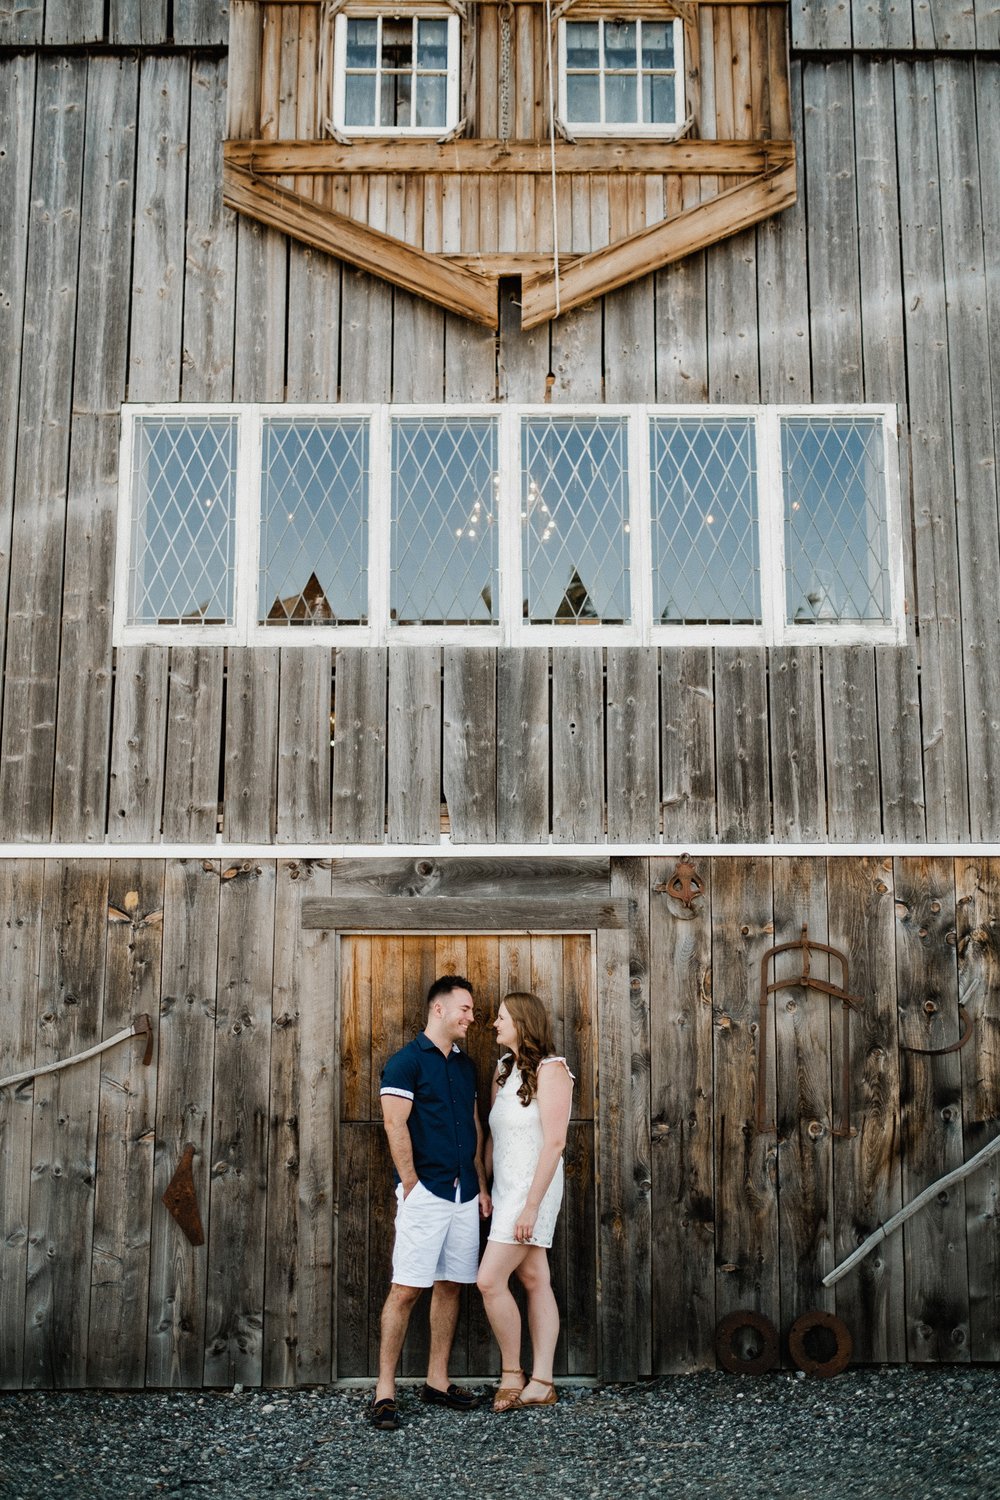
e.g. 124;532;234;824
1;853;998;1390
1;39;999;843
2;0;997;51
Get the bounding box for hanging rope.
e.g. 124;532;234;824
543;0;561;316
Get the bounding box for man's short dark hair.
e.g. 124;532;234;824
427;974;474;1009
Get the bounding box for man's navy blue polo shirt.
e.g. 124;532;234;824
380;1033;480;1203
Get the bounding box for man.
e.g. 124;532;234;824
370;974;491;1431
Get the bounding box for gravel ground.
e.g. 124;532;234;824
1;1368;998;1500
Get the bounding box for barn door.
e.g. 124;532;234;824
335;933;598;1379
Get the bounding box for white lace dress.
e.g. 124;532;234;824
488;1055;574;1249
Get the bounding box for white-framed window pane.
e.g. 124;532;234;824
650;416;760;625
417;17;448;67
259;419;369;626
414;73;447;128
381;70;412;127
566;73;600;122
522;416;631;625
605;72;637;124
381;16;413;66
345;17;377;66
344;73;377;126
641;20;673;68
604;20;636;68
128;415;237;625
565;20;600;68
391;417;499;625
782;416;891;624
644;72;675;124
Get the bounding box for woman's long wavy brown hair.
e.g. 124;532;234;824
496;991;556;1107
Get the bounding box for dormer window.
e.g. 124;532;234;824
332;10;461;136
559;17;684;137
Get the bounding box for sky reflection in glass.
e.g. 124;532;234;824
129;416;237;624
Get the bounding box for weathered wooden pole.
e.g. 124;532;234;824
823;1131;1000;1287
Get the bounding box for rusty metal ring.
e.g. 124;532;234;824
714;1310;780;1376
787;1310;853;1378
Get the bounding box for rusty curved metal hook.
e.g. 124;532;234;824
902;1003;974;1057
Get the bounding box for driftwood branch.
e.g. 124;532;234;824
0;1015;153;1092
822;1129;1000;1287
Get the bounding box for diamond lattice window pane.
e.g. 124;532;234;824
522;417;631;625
260;419;369;626
782;416;890;624
129;415;237;625
391;417;499;625
650;416;760;624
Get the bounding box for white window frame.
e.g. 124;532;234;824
114;403;906;649
331;9;461;138
557;16;685;139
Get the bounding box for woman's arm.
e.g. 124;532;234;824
514;1060;573;1241
484;1066;500;1180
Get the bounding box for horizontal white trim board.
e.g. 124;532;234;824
0;842;997;861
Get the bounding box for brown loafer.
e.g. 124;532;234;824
420;1382;479;1410
368;1396;401;1430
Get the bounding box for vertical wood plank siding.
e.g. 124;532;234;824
4;2;995;51
0;50;982;845
5;852;995;1387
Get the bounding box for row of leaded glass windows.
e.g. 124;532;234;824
124;410;895;635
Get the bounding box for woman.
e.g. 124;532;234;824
476;991;574;1412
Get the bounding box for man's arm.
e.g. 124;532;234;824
380;1093;419;1197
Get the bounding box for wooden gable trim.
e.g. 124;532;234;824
224;137;786;175
222;162;500;326
520;153;796;327
302;896;631;928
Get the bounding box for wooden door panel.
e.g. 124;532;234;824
336;932;598;1377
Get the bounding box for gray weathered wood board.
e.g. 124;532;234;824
162;648;225;842
0;59;87;841
606;650;659;842
442;647;497;843
829;855;905;1361
145;860;219;1386
87;861;163;1388
649;857;714;1371
552;647;605;844
387;648;441;843
772;858;835;1336
25;861;109;1386
711;857;779;1326
224;647;280;843
496;648;549;843
896;60;969;840
895;857;971;1361
0;861;44;1390
277;649;332;842
956;856;1000;1362
203;863;275;1386
331;648;387;844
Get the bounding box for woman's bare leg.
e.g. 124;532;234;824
477;1241;529;1386
516;1247;560;1399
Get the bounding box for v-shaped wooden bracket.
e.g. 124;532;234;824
756;924;863;1140
222;143;796;329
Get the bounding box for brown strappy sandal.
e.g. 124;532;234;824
507;1376;558;1410
493;1368;526;1412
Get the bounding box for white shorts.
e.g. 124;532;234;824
391;1181;481;1288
